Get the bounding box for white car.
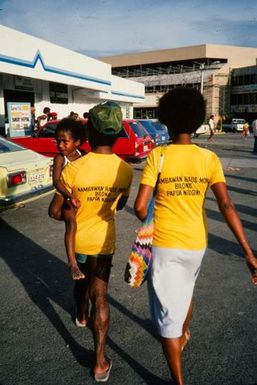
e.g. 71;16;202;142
0;136;54;212
222;118;246;132
231;118;245;132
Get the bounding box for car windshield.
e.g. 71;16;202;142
0;137;25;153
140;121;151;128
232;119;245;124
139;120;156;134
39;124;57;137
152;121;166;131
129;121;148;137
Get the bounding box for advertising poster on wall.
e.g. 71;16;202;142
7;102;31;137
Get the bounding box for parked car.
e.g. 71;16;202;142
0;136;54;212
138;119;159;145
150;120;170;144
114;119;154;162
10;119;154;163
222;118;245;132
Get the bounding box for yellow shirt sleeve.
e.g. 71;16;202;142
123;167;133;196
208;152;226;186
140;147;162;187
60;163;74;195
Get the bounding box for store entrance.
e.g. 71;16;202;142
1;90;35;136
4;89;35;118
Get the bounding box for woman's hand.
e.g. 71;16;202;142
246;257;257;285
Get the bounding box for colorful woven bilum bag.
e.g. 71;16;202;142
124;197;154;288
125;150;165;288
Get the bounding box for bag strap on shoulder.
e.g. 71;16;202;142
153;145;167;196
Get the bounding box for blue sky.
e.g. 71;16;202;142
0;0;257;58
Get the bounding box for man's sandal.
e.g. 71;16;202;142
94;358;112;383
75;317;87;328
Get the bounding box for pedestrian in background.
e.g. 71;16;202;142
30;106;36;134
207;114;215;142
242;121;250;139
252;118;257;153
36;107;57;130
68;111;80;120
60;101;133;382
134;87;257;385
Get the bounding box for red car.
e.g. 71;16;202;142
10;119;154;162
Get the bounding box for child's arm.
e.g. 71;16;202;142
53;155;80;207
53;155;73;199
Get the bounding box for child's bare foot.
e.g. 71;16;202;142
70;264;85;280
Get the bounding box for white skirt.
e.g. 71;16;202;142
147;246;206;338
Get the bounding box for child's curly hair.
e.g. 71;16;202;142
55;118;87;144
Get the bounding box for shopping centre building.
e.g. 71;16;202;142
101;44;257;123
0;25;144;135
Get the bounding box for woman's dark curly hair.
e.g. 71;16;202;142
55;118;87;144
157;87;206;136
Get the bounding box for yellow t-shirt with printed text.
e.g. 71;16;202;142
61;152;133;255
140;144;225;250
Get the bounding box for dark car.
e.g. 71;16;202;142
151;120;170;144
138;119;159;145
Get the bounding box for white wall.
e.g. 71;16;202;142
0;73;136;126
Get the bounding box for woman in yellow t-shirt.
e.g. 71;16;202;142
134;87;257;385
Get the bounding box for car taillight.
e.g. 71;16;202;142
7;171;26;187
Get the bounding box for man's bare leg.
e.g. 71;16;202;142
90;277;110;374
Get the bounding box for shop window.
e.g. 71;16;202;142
49;82;68;104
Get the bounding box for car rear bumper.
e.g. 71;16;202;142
0;185;54;211
125;153;150;163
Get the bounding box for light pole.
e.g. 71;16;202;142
200;63;204;94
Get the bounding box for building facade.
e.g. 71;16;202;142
230;65;257;123
0;25;145;134
101;44;257;121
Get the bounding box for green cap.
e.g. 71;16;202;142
89;101;122;135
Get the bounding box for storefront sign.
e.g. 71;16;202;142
15;76;34;91
7;102;31;137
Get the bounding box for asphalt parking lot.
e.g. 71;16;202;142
1;133;257;385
